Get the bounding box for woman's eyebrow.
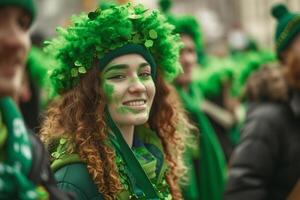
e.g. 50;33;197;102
139;62;150;69
103;64;128;73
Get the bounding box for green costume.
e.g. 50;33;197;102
175;82;226;200
162;2;226;198
51;126;171;200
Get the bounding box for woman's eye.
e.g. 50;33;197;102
139;72;151;78
108;75;126;80
18;15;31;31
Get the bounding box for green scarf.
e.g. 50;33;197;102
176;83;226;200
0;97;48;200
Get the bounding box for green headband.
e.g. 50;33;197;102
98;44;157;79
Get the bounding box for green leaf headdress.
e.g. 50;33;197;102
44;3;183;94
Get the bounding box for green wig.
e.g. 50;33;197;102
44;3;182;93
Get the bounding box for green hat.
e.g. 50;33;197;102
0;0;36;24
45;3;182;93
167;14;204;64
271;3;300;57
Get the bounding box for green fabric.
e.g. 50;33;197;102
181;145;200;200
132;147;157;179
175;82;226;200
0;97;32;175
0;97;48;199
271;3;300;56
0;112;7;161
0;112;7;149
51;153;81;172
54;162;102;200
106;110;160;199
0;0;36;24
134;126;168;184
51;126;171;200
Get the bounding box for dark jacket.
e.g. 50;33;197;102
224;92;300;200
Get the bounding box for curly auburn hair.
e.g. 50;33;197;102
40;64;189;199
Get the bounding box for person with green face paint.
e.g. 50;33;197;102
0;0;74;199
40;3;192;200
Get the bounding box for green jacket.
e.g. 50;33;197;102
51;126;171;200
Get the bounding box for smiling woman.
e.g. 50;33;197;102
102;54;156;132
40;3;191;200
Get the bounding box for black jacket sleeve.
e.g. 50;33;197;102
224;104;281;200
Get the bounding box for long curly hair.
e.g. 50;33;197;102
40;65;189;199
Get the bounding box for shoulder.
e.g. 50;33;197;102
54;161;103;200
241;102;289;144
246;102;289;125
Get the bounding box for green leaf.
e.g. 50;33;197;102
149;29;157;39
60;138;67;145
128;14;142;20
132;34;141;43
78;66;87;74
145;40;153;48
58;74;65;80
51;152;59;159
88;11;98;20
71;68;78;77
74;60;82;66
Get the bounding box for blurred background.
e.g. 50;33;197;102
32;0;300;52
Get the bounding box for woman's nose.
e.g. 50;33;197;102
128;77;146;93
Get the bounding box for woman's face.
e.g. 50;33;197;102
101;54;156;127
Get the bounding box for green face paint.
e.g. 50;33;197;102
102;81;115;102
116;106;146;115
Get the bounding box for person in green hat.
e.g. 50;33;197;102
272;4;300;63
224;4;300;200
40;3;192;200
168;14;227;200
0;1;74;199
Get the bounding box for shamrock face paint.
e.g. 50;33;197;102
101;54;156;127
